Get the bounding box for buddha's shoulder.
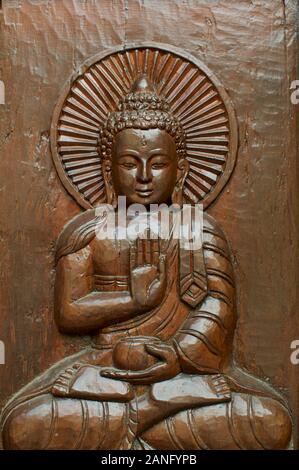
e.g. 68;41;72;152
55;209;97;262
187;207;226;238
203;212;226;238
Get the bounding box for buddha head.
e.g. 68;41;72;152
98;75;189;207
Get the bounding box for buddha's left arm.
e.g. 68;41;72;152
172;215;237;374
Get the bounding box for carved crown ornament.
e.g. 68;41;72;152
50;43;238;210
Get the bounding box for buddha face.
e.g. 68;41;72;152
110;128;187;206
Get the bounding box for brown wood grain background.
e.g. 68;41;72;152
0;0;298;448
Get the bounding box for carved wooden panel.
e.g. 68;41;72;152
0;0;298;451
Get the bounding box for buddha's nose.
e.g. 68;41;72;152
137;163;151;183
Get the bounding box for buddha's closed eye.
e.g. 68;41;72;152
151;162;168;169
118;157;138;169
150;156;171;170
120;162;137;169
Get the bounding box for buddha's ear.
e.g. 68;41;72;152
102;159;117;208
172;159;189;206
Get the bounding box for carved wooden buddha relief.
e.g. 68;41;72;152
0;45;292;450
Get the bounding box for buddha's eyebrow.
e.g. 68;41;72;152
117;149;139;157
148;149;169;157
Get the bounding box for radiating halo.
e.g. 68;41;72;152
51;43;238;209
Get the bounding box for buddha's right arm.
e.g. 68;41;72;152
54;247;141;333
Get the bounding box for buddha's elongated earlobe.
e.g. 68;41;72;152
102;159;118;208
172;159;189;206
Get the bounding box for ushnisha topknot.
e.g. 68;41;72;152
98;75;187;162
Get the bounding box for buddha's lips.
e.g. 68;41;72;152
135;188;154;197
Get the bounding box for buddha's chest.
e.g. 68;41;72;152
90;237;131;276
89;233;174;288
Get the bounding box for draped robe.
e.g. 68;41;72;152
1;210;292;450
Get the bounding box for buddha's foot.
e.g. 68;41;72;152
151;373;231;407
51;363;82;395
51;364;134;402
209;374;231;399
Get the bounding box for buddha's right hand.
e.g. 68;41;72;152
129;238;167;311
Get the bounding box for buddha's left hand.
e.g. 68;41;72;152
101;341;180;385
